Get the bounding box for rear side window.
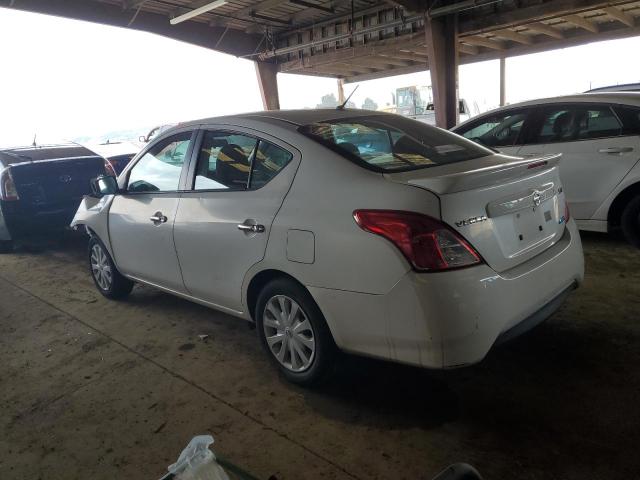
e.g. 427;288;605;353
531;105;622;144
299;115;490;172
613;105;640;135
457;110;528;148
194;132;257;190
250;141;293;189
193;131;293;191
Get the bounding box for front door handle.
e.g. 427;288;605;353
237;221;265;233
150;212;168;224
598;147;633;154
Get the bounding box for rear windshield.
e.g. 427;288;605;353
299;114;491;172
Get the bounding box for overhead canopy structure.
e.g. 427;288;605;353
5;0;640;126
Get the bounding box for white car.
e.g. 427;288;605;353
72;110;584;385
452;93;640;246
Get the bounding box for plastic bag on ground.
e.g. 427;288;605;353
168;435;230;480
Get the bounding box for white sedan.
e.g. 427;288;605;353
72;110;584;385
452;92;640;246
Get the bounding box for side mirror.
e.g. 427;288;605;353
90;175;119;197
139;135;148;143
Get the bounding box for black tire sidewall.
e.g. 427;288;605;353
621;196;640;248
256;278;335;386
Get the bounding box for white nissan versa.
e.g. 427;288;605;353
72;109;584;385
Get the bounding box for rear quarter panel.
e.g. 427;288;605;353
249;134;442;296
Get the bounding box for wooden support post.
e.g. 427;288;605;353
337;78;345;104
424;13;459;128
254;61;280;111
499;57;506;106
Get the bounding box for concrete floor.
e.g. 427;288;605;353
0;232;639;480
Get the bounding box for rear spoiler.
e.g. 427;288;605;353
385;153;562;195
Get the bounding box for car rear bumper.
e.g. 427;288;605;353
0;201;78;240
308;220;584;369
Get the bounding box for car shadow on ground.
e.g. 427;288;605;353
10;230;88;258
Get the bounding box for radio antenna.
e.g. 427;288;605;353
337;85;359;110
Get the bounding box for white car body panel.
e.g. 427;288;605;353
73;109;584;370
454;92;640;232
109;194;186;292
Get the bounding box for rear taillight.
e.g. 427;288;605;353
0;168;19;201
104;160;117;177
353;210;482;272
564;201;571;222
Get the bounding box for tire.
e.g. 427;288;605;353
88;237;134;299
621;195;640;248
0;239;13;254
256;278;336;386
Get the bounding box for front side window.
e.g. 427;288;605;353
531;105;622;144
458;110;528;148
300;115;490;173
127;131;191;192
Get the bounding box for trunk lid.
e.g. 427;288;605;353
10;156;105;209
385;154;568;272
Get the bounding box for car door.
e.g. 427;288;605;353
173;127;300;312
518;104;639;220
109;129;195;292
453;108;532;156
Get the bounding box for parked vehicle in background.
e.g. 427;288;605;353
139;124;176;144
391;85;480;125
452;93;640;246
0;144;114;252
86;141;141;175
73;109;583;385
586;83;640;93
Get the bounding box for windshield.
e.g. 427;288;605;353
299;114;491;172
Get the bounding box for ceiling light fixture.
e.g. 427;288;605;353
170;0;228;25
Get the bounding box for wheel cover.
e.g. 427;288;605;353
90;244;113;291
263;295;316;372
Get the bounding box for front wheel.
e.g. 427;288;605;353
621;195;640;248
88;237;133;299
256;278;336;386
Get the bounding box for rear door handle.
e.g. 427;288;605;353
598;147;633;154
149;212;168;224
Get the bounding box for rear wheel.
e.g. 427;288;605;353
88;237;133;299
621;195;640;248
0;239;13;254
256;278;336;386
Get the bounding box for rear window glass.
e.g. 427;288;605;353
299;115;491;172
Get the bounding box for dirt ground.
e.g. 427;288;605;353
0;231;639;480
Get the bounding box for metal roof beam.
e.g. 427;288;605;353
492;28;534;45
564;14;599;33
525;22;565;39
288;0;335;14
603;6;635;27
462;35;506;50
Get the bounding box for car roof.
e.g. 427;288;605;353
453;92;640;131
586;83;640;93
179;108;394;129
0;143;101;167
501;92;640;108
